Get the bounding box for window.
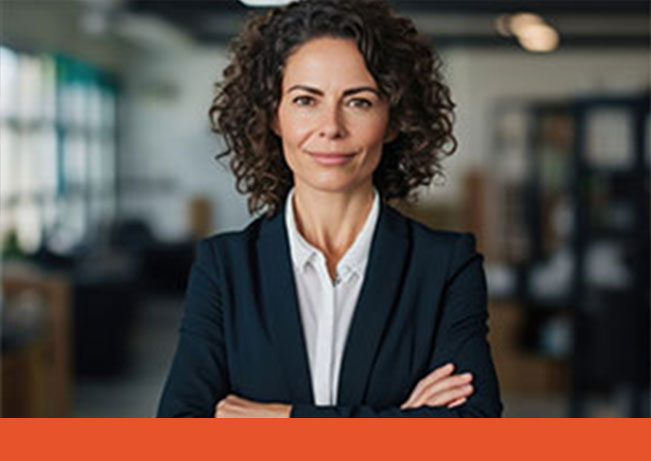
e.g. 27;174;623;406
0;46;118;255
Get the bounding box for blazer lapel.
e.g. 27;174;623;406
336;203;410;405
256;206;314;405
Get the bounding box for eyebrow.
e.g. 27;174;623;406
287;84;381;97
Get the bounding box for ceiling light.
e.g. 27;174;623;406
517;23;560;52
494;12;560;52
239;0;293;6
508;12;544;36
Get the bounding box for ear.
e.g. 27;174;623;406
270;114;281;138
383;124;399;144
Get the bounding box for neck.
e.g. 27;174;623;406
291;180;375;263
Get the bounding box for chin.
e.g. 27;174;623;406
300;173;369;194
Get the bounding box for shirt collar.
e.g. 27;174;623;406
284;187;380;276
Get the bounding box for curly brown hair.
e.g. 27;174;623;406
209;0;457;217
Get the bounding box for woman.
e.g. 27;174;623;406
158;0;502;418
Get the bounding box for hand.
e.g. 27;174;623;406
400;363;474;410
215;394;292;418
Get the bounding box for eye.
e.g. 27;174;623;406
348;98;373;109
292;95;315;106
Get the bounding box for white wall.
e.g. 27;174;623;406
421;48;650;206
118;47;251;241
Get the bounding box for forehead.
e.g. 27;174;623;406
282;37;377;89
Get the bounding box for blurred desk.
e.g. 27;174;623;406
488;299;570;394
2;263;72;417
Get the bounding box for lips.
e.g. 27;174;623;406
307;151;356;166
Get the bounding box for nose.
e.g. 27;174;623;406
318;103;346;139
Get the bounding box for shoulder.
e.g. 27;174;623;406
201;216;264;247
387;205;480;276
388;205;477;251
191;215;268;269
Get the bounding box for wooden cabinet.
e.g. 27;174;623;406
2;265;72;417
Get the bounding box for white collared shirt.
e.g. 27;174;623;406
284;187;380;406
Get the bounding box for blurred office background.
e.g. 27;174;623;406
0;0;649;417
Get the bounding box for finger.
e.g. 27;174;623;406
447;397;467;409
420;384;474;408
418;363;456;390
227;395;245;405
217;399;246;418
407;374;473;409
225;394;251;407
410;373;473;408
401;363;455;408
402;364;455;409
216;395;244;417
417;377;474;408
215;398;229;418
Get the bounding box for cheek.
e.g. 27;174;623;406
355;118;390;172
360;119;390;154
277;119;308;173
360;148;383;176
278;111;311;149
354;109;390;140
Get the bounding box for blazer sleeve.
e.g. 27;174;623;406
290;233;503;418
157;239;230;417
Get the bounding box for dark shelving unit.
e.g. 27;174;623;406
569;93;650;417
491;90;650;417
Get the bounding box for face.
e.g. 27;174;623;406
272;37;396;195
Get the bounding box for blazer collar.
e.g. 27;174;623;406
256;197;409;405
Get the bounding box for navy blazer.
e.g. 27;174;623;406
157;201;502;417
